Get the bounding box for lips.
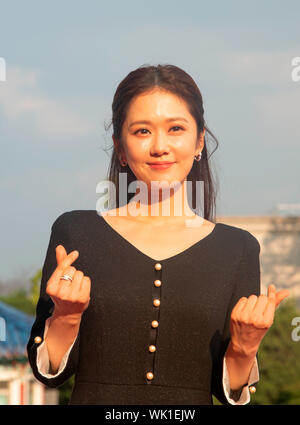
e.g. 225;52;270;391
148;162;175;170
148;162;175;165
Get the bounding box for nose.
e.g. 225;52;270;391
150;130;170;156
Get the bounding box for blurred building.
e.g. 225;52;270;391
0;301;58;405
217;213;300;307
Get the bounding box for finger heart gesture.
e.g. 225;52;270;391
46;244;91;322
229;284;290;357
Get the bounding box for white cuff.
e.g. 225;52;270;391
222;355;259;405
36;317;77;378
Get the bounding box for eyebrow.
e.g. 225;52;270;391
128;117;189;128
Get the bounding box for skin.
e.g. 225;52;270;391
45;89;290;394
46;246;90;321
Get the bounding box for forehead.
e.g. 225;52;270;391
125;90;192;120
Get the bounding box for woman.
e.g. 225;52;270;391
27;64;289;405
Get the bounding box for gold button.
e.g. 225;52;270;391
34;336;42;344
154;263;162;271
151;320;159;328
146;372;154;380
153;298;160;307
249;385;256;394
154;280;161;287
149;345;156;352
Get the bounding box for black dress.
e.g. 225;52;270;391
27;210;261;405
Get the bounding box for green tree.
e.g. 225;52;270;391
251;297;300;405
28;269;42;308
0;287;36;316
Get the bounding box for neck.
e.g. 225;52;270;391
125;180;204;226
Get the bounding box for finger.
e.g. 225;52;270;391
58;266;76;285
53;250;79;279
78;276;91;307
79;275;91;293
252;295;269;316
263;283;277;313
240;295;259;322
48;265;76;293
268;284;276;300
56;245;67;265
72;270;84;294
231;297;248;320
241;295;258;312
275;289;290;308
263;297;276;324
58;270;83;299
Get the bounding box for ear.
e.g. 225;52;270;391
112;134;124;158
196;128;205;151
112;134;118;151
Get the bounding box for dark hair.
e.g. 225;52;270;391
104;63;219;222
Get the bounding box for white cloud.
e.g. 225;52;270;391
0;66;96;141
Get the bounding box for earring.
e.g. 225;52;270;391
194;152;202;161
120;158;127;166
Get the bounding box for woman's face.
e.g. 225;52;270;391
116;89;204;189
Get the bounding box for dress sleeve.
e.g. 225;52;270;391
26;212;81;388
211;230;261;405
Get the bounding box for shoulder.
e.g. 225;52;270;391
51;209;99;230
216;222;260;254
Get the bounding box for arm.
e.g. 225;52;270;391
222;350;259;404
36;317;79;378
45;313;81;374
26;212;81;388
211;230;261;405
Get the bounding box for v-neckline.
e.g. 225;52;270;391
97;212;221;263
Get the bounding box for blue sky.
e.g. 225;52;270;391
0;0;300;281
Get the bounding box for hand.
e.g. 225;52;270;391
229;284;290;357
46;245;91;322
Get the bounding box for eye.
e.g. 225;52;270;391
133;126;184;135
134;128;149;135
171;126;184;132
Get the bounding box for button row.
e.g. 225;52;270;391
146;263;163;381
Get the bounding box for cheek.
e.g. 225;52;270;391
126;140;149;161
174;138;197;158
